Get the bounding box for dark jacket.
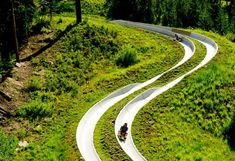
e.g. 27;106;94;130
121;125;128;133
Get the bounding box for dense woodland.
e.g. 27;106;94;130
107;0;235;36
1;0;235;65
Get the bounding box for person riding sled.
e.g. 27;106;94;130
118;123;128;141
175;33;182;42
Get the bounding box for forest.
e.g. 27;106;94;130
1;0;235;67
108;0;235;34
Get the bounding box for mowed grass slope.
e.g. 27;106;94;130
1;17;184;160
94;38;206;161
133;30;235;160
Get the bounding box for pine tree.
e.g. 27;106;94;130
136;0;155;23
177;0;196;27
197;1;213;30
107;0;134;20
230;0;235;33
161;0;178;26
216;7;229;34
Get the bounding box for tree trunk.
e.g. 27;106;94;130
75;0;82;23
10;0;19;62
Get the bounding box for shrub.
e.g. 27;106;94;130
0;59;14;77
55;1;74;13
116;47;139;67
32;18;51;34
17;100;54;120
225;32;235;42
223;113;235;150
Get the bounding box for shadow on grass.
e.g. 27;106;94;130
20;23;77;62
224;114;235;151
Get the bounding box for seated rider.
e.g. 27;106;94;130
120;123;128;138
175;34;182;41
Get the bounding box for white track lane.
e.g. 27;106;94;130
76;22;195;161
114;21;218;161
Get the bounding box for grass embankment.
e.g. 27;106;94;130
0;17;183;160
94;38;206;160
133;30;235;160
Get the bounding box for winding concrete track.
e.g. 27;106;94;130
76;21;195;161
114;21;218;161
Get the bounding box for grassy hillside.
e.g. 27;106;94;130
0;17;184;160
132;30;235;160
94;38;206;161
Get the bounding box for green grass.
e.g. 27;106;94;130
132;30;235;160
0;129;18;161
0;16;184;161
81;0;107;16
94;38;206;161
33;14;76;36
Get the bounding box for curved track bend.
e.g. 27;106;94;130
76;21;195;161
114;21;218;161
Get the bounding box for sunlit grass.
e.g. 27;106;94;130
132;30;235;161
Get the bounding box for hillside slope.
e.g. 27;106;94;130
133;30;235;161
0;17;184;160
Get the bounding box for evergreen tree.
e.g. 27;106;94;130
161;0;178;26
107;0;134;20
38;0;55;21
155;0;161;24
216;7;229;34
107;0;154;23
14;0;36;41
0;0;35;60
197;1;214;30
177;0;197;27
135;0;155;23
230;0;235;33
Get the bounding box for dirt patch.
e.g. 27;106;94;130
19;32;54;60
0;62;32;114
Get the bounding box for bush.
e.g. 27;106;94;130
55;1;74;13
225;33;235;42
116;47;139;67
0;59;14;77
32;18;51;34
17;100;54;120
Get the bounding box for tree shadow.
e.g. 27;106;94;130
20;23;77;62
224;114;235;151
